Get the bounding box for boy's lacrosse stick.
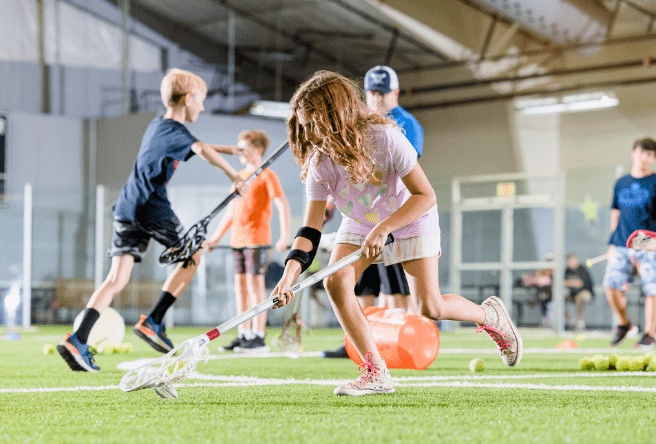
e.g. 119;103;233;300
121;234;394;399
159;140;289;267
627;229;656;251
585;254;607;268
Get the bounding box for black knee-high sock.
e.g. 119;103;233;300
73;308;100;344
149;291;176;324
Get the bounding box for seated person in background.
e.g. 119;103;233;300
522;252;554;328
564;252;594;331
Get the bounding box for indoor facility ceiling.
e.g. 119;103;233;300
105;0;656;111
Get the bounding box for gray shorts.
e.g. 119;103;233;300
108;216;184;263
603;246;656;295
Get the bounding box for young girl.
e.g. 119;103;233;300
270;71;522;396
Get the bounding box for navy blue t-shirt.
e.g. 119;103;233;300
113;117;198;224
389;106;424;158
609;173;656;247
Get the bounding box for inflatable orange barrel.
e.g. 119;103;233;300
344;306;440;370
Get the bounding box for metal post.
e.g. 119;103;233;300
55;0;64;115
552;172;567;334
95;185;105;288
228;11;236;111
450;178;462;296
22;183;32;328
120;0;131;115
500;206;514;310
37;0;50;114
194;256;207;325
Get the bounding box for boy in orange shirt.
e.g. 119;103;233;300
204;130;291;352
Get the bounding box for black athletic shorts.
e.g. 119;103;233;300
355;264;380;297
377;263;410;296
108;216;184;262
232;246;270;276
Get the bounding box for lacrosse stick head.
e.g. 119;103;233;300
276;313;303;353
159;220;209;267
120;334;210;399
627;229;656;251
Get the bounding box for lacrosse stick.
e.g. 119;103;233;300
159;140;289;267
121;234;394;399
627;229;656;251
585;254;607;268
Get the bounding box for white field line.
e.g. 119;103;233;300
4;371;656;395
115;348;647;372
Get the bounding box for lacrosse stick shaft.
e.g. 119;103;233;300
585;254;607;267
207;246;366;337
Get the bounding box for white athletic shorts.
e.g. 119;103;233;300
334;232;441;266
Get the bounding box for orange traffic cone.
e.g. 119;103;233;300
345;306;440;370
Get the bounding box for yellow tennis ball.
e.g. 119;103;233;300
616;356;631;371
629;356;645;371
117;343;134;353
469;358;484;373
579;357;594;371
43;344;55;355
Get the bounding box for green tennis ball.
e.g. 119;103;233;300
630;356;646;371
42;344;55;355
609;354;619;370
579;357;594;371
117;343;133;353
647;360;656;372
643;353;655;366
469;358;484;373
616;356;631;372
595;357;610;371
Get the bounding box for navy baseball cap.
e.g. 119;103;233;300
364;65;399;94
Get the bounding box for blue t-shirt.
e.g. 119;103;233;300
113;117;198;224
389;106;423;158
609;173;656;247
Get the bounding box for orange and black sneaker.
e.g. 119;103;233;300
132;315;174;353
57;333;100;372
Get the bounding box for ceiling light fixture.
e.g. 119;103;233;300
248;100;291;120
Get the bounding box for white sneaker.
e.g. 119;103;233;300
477;296;523;367
334;354;395;396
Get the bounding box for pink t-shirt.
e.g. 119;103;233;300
306;124;439;239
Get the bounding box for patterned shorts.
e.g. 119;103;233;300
334;231;441;266
603;246;656;295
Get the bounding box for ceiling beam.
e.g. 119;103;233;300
405;75;656;110
402;57;656;94
452;0;551;47
330;0;450;62
396;32;656;73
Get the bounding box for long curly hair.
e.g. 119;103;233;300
288;71;395;183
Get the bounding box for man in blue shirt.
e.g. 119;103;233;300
322;65;425;358
605;138;656;349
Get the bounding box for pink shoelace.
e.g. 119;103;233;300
476;324;510;351
350;352;378;388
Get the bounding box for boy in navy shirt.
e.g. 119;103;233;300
605;138;656;349
58;69;247;372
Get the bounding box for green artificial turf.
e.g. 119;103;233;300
2;326;656;444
